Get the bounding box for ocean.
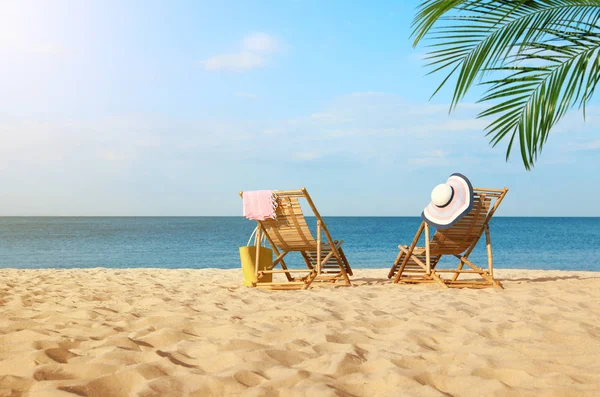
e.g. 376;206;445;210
1;217;599;271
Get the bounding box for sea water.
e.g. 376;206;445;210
1;217;599;271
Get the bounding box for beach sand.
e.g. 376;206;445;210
0;268;599;397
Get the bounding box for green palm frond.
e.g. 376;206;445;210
413;0;600;169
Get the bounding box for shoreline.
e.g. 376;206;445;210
1;268;599;396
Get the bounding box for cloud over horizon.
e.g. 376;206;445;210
3;92;598;214
3;93;598;171
200;32;281;72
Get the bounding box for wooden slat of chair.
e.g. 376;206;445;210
427;198;492;256
389;247;442;279
261;196;317;251
303;244;353;280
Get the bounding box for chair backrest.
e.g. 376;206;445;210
260;191;318;250
239;189;324;251
429;187;507;255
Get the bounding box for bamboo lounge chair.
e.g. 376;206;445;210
388;187;508;289
239;188;353;290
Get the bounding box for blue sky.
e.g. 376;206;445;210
1;0;599;216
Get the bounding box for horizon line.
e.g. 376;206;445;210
1;215;599;218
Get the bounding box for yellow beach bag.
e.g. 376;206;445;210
239;227;273;286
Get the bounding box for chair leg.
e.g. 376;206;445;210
261;230;294;282
485;225;493;278
451;260;465;282
394;223;425;283
316;220;322;276
302;269;318;290
409;254;448;288
389;250;405;279
338;256;351;285
332;247;351;285
453;255;499;287
339;248;353;276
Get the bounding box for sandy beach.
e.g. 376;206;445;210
0;268;599;397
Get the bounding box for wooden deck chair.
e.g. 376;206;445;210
239;188;353;290
388;187;508;289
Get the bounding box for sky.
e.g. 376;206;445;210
1;0;599;216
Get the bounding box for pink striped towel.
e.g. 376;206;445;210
243;190;277;221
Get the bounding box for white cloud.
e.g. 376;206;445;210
0;94;493;185
408;52;428;61
231;92;498;168
307;112;352;124
2;93;599;215
567;140;600;151
427;118;488;132
346;91;384;98
201;52;263;72
200;32;280;72
3;93;574;174
293;152;321;161
235;91;259;100
242;32;279;53
96;148;135;162
408;149;449;166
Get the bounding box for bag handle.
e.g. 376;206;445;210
246;226;267;247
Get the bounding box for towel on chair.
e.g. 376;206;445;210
243;190;277;220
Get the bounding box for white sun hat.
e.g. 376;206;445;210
421;173;474;229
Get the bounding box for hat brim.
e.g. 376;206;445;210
421;173;474;229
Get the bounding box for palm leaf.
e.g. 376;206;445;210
413;0;600;168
